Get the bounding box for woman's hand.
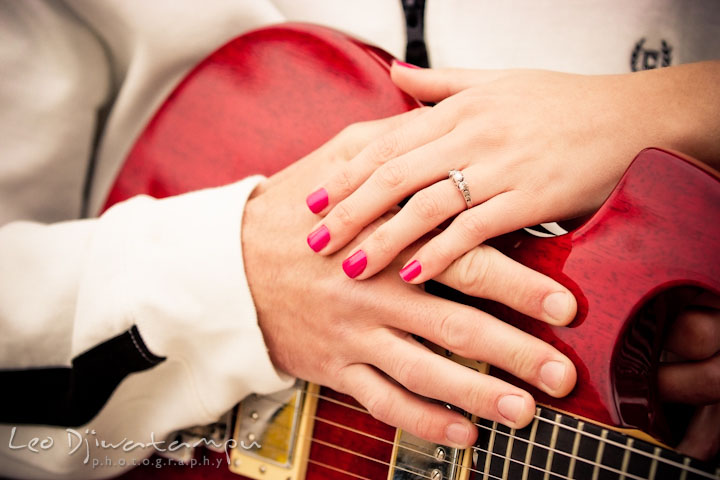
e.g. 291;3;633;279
305;61;720;282
243;113;578;448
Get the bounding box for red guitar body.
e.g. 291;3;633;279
108;24;720;479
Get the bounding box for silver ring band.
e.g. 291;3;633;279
448;169;472;208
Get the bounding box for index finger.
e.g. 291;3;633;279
305;105;446;216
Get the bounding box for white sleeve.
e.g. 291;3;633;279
0;177;294;479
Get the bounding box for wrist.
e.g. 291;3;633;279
623;62;720;169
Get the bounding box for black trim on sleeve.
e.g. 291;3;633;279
0;325;165;427
402;0;430;68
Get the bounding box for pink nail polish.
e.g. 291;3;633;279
307;225;330;252
393;60;421;69
306;188;328;214
342;250;367;279
399;260;422;282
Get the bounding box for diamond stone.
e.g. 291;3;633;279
452;171;464;182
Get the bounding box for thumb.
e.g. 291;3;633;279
390;61;507;102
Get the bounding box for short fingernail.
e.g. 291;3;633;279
342;250;367;279
399;260;422;282
444;422;471;447
540;361;568;392
307;225;330;252
306;188;328;214
393;60;421;69
543;291;572;323
497;395;526;424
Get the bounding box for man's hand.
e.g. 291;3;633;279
241;113;577;448
659;291;720;461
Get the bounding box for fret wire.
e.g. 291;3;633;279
482;421;497;480
522;409;541;480
486;411;716;478
502;427;515;480
247;387;718;479
680;457;691;480
648;447;660;479
620;437;633;480
472;421;661;480
543;413;562;480
567;421;584;478
591;429;609;480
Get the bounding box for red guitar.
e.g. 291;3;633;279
109;24;720;480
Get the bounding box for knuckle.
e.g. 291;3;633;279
437;310;470;353
339;121;365;138
465;381;494;415
506;344;543;380
374;159;408;190
332;201;355;228
456;210;489;243
394;356;425;393
409;410;437;442
427;240;456;268
370;135;400;165
370;226;395;256
411;190;445;221
363;390;392;423
684;312;718;352
332;167;355;197
453;246;493;294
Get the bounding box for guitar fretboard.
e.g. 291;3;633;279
473;407;719;480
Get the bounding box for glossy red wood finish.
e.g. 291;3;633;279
104;24;418;206
107;24;720;479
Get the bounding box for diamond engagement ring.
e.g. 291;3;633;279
448;169;472;208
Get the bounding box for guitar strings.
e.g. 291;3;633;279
308;413;664;480
240;387;717;479
305;416;719;480
308;388;709;473
306;458;375;480
274;388;716;478
255;410;718;480
302;422;590;480
513;414;716;478
248;409;687;480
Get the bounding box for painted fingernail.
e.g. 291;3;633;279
445;422;471;447
307;225;330;252
306;188;328;214
543;291;572;323
393;60;421;69
342;250;367;279
540;361;567;392
399;260;422;282
497;395;526;424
